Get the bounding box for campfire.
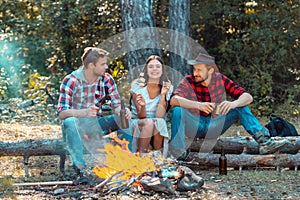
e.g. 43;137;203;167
12;132;204;196
91;132;204;194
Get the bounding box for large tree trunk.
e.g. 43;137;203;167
120;0;162;80
168;0;191;76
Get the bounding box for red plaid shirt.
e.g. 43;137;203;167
57;67;120;116
173;72;247;116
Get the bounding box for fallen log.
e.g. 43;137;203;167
189;136;300;154
0;139;66;157
188;152;300;168
1;136;299;177
0;139;67;177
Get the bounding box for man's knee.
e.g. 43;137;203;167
172;106;184;119
62;117;78;138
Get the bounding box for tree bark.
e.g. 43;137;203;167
0;139;67;156
120;0;162;80
189;136;300;154
168;0;191;76
188;152;300;168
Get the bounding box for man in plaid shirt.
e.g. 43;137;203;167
169;53;288;160
57;47;132;177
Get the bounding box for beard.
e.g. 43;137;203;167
194;74;208;83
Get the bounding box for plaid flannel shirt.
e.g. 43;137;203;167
57;67;120;117
173;72;247;116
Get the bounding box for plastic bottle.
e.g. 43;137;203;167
219;149;227;175
120;99;129;129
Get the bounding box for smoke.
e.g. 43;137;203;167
0;37;24;99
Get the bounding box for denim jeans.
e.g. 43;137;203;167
169;106;263;157
62;115;132;167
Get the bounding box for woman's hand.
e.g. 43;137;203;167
136;94;146;106
161;80;172;96
125;107;132;119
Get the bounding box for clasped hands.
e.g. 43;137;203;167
197;101;238;115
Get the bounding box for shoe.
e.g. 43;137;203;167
253;128;289;154
73;165;86;177
177;149;190;161
73;165;92;185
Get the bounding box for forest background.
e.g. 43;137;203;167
0;0;299;124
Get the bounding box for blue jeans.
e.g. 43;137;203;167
62;115;132;167
169;106;263;156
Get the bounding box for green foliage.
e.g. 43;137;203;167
274;84;300;119
190;0;299;116
109;60;131;102
0;0;299;121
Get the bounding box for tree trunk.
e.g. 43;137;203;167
120;0;162;80
189;136;300;154
188;152;300;168
0;139;67;156
168;0;191;76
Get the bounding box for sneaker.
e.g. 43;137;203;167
259;138;289;155
253;129;289;155
177;149;190;161
73;165;92;184
73;165;86;176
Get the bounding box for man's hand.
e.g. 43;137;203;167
197;102;215;114
85;105;100;117
218;101;238;115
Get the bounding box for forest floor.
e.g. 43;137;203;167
0;121;300;200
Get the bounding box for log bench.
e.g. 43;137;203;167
1;136;300;177
0;139;68;177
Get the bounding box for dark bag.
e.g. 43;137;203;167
265;115;298;137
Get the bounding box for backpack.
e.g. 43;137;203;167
265;115;299;137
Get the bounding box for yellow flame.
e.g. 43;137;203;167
93;142;157;180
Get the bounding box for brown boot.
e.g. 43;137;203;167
253;128;288;154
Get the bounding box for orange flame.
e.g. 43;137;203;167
93;134;157;180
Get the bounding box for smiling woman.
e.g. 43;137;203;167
130;55;173;156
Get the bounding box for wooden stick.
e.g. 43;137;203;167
13;181;74;187
94;171;124;190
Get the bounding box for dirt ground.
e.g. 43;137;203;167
0;122;300;200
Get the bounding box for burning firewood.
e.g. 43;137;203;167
94;171;124;191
